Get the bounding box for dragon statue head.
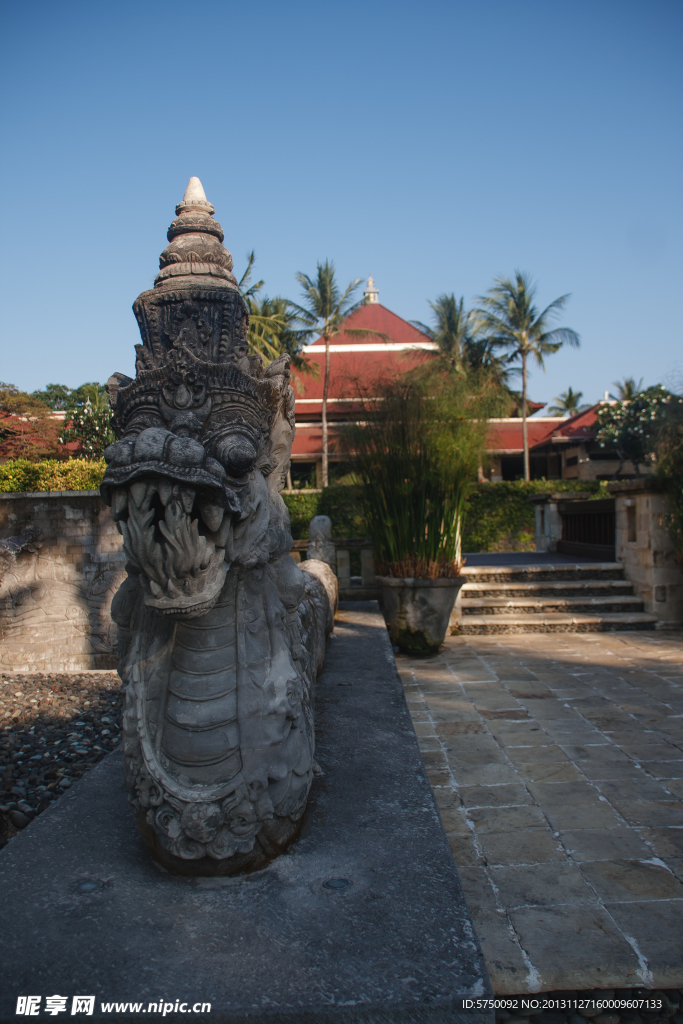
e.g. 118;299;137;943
101;177;293;618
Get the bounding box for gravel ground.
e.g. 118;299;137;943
494;988;683;1024
0;670;122;847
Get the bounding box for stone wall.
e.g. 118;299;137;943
533;481;683;627
0;491;126;671
612;480;683;627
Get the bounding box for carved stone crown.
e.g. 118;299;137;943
132;178;248;376
104;178;293;507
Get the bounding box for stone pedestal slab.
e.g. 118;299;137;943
0;603;491;1023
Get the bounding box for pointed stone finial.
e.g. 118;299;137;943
364;275;379;304
183;176;207;204
153;177;235;289
174;176;215;217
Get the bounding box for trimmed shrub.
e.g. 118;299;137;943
281;491;322;540
319;484;367;539
0;458;106;493
462;480;608;552
282;485;368;540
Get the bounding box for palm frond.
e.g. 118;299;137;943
238;251;264;299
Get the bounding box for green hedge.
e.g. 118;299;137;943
0;459;107;493
461;480;608;553
282;485;367;540
281;491;322;540
0;460;607;553
284;480;607;549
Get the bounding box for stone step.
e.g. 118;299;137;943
453;611;659;634
462;580;635;598
460;562;625;583
461;595;645;615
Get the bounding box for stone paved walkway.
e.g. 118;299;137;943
396;631;683;995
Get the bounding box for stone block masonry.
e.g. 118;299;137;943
0;491;126;671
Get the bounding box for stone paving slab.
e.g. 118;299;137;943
397;630;683;994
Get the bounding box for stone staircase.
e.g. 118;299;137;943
452;562;659;634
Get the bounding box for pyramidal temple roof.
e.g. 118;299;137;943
303;301;435;352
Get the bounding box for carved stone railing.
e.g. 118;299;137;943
291;538;379;600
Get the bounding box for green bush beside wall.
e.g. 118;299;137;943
282;485;367;541
0;459;107;493
461;480;607;553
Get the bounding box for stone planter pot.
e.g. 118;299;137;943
378;576;465;655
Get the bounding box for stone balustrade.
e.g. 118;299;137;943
291;538;379;600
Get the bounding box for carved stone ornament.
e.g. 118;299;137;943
101;177;331;875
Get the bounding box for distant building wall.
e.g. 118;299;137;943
0;491;125;672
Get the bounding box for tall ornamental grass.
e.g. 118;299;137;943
345;366;504;578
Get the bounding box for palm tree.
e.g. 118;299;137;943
548;387;589;417
292;261;388;486
610;377;643;401
237;252;315;381
412;294;477;373
475;272;580;480
246;294;313;376
461;336;513;385
414;295;513;386
238;252;290;360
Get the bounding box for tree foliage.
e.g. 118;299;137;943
0;383;63;461
596;385;677;472
610;377;643;401
0;381;119;462
31;383;72;410
548;386;589;416
414;294;511;383
656;394;683;564
58;382;117;459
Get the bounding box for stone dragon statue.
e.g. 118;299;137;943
100;178;333;876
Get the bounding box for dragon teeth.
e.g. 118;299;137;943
199;501;224;533
112;488;128;519
180;487;195;514
130;481;147;507
158;479;172;506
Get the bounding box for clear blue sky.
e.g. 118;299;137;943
1;0;681;410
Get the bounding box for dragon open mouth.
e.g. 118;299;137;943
111;476;235;617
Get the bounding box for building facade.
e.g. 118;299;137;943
288;282;630;486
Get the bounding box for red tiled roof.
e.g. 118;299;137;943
529;406;600;451
291;303;434;407
305;303;432;348
485;419;565;453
